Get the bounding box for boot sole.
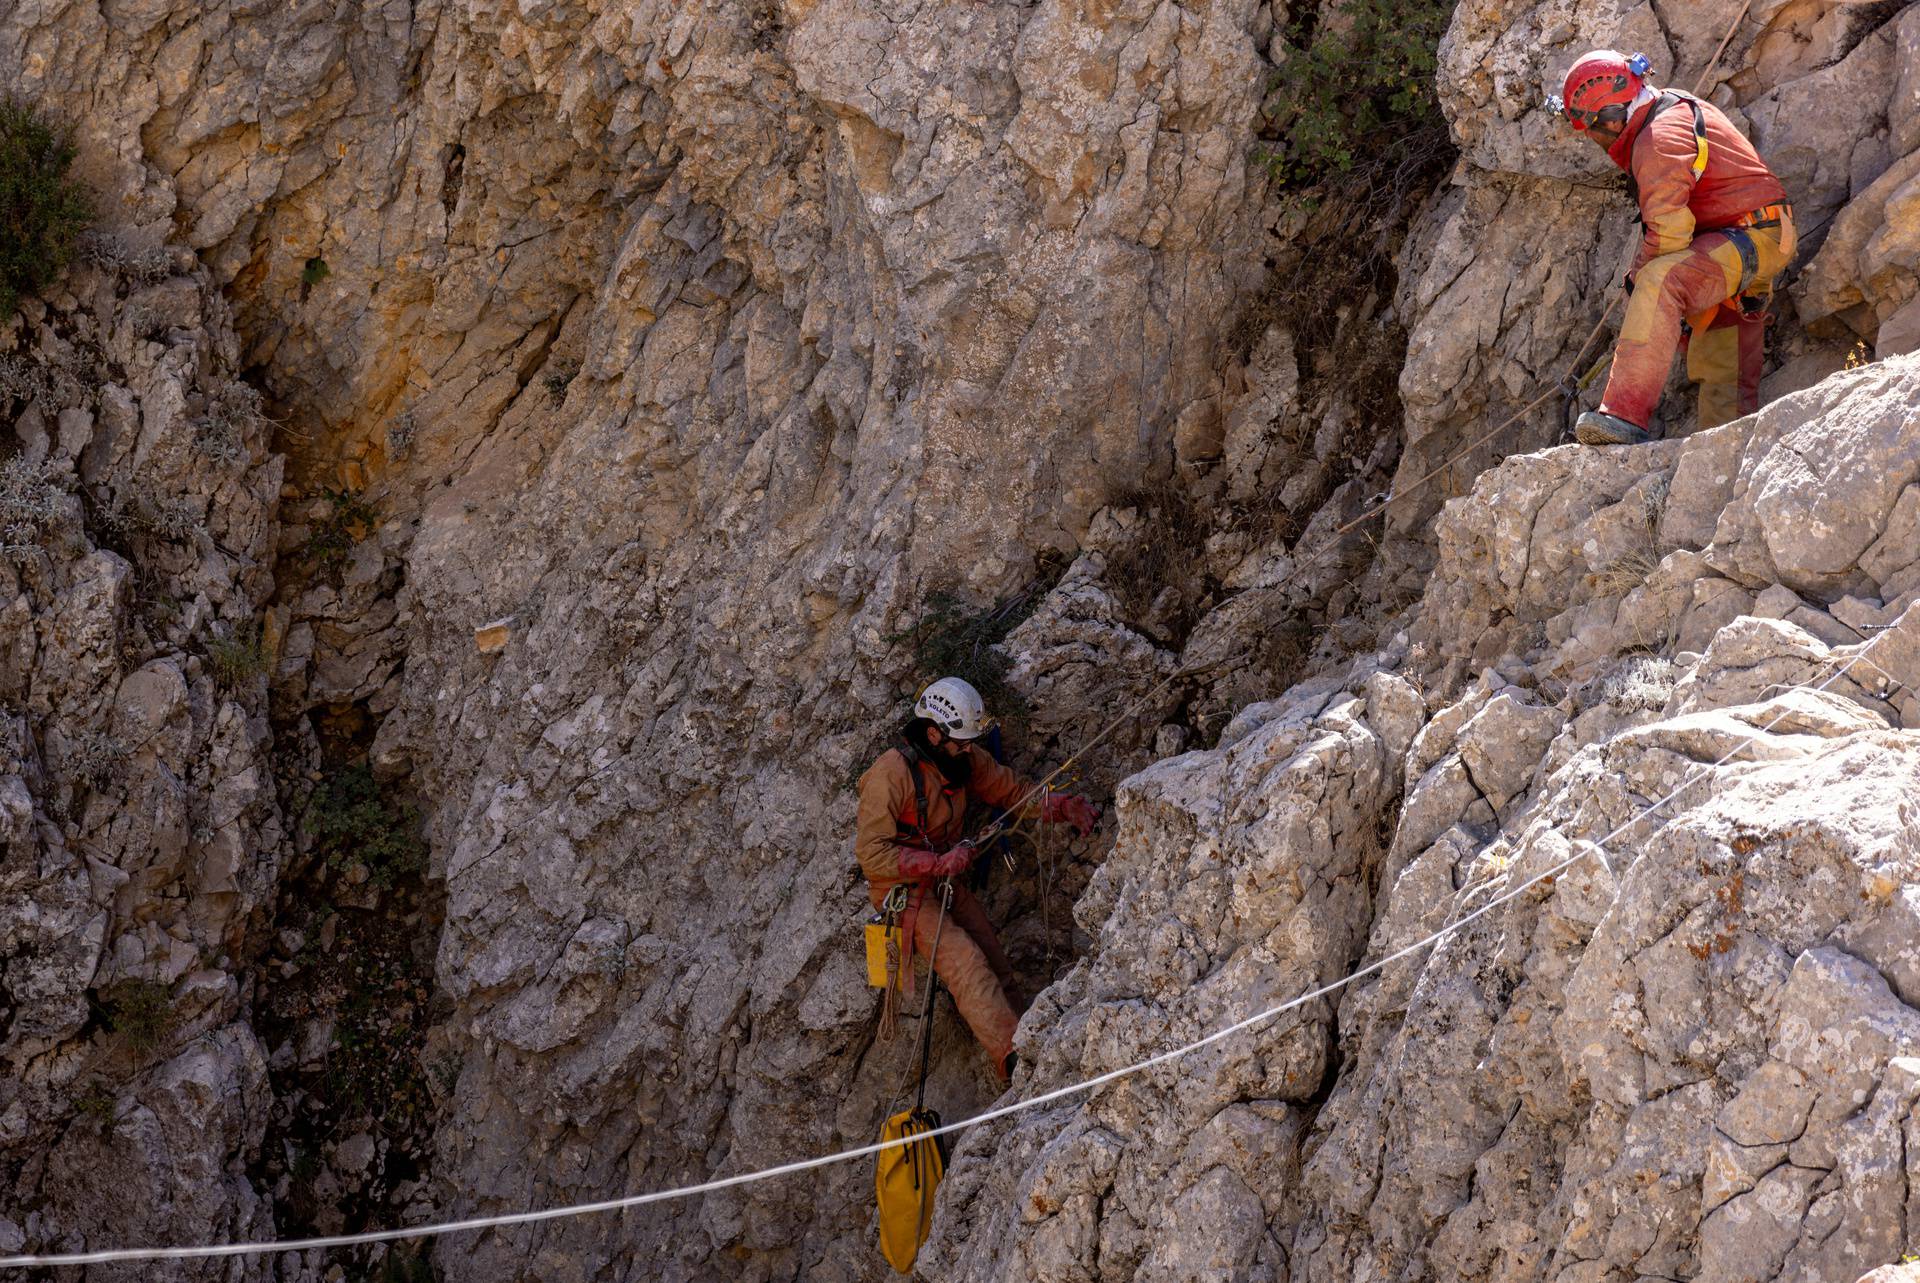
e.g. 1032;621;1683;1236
1575;421;1651;446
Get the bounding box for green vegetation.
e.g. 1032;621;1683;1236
306;762;427;889
1260;0;1453;188
0;100;91;319
892;574;1061;733
302;256;330;287
74;1082;118;1130
100;978;176;1052
304;487;379;572
208;627;270;689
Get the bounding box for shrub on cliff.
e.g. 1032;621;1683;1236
306;763;427;889
1262;0;1453;188
0;100;91;319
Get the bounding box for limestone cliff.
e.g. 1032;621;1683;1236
3;0;1920;1280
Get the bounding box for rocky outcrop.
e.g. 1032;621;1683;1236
934;352;1920;1283
0;249;284;1269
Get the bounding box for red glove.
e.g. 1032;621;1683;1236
1042;794;1100;836
897;843;975;879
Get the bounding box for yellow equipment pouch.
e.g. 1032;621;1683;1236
864;918;902;989
875;1107;945;1274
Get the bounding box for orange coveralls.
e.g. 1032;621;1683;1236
855;745;1036;1068
1599;92;1793;430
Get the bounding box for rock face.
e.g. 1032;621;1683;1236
934;353;1920;1283
0;251;284;1269
6;0;1920;1280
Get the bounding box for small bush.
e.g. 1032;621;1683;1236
208;627;270;689
543;361;579;406
101;978;175;1052
1589;655;1680;713
74;1082;118;1130
306;762;427;889
0;454;61;561
385;409;416;458
0;100;92;319
194;381;263;464
304;487;378;571
0;349;91;409
125;298;171;341
1260;0;1453;189
66;729;129;792
77;230;175;284
301;256;330;287
890;577;1062;733
90;484;202;545
139;492;201;542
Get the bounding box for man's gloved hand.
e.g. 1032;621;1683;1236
1042;793;1101;837
898;843;976;879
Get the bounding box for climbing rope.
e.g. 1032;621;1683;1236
3;614;1902;1269
1693;0;1756;97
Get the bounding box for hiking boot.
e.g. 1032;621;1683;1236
1575;410;1657;446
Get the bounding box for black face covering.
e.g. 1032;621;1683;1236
903;718;973;787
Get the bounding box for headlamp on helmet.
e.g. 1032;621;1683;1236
1550;49;1652;131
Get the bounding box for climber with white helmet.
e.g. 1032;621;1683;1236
1548;49;1794;444
854;676;1099;1082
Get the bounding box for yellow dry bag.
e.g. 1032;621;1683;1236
875;1107;944;1274
865;917;902;989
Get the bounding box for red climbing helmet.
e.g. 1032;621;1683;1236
1549;50;1652;131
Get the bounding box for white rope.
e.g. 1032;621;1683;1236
1;623;1898;1269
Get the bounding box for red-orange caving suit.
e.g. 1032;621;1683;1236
1599;91;1794;431
855;745;1038;1069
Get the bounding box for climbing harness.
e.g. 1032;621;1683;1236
1637;89;1711;180
874;880;951;1273
876;737;964;1003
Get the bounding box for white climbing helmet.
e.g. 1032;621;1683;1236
914;676;989;740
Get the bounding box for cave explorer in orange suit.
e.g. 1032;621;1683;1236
1550;50;1795;445
854;676;1099;1082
